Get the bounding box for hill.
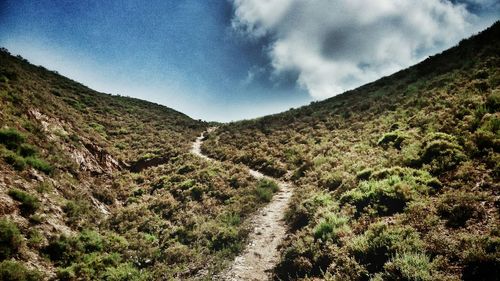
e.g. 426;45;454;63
0;50;275;279
202;22;500;280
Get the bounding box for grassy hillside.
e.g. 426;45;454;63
202;22;500;280
0;50;276;280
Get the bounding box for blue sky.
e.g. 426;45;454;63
0;0;498;121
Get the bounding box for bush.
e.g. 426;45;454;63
381;252;435;281
2;150;26;171
419;133;466;173
7;189;40;215
25;157;53;174
286;192;336;230
312;213;350;242
462;236;500;281
255;178;279;202
103;263;146;281
0;260;41;281
437;192;485;228
378;131;408;149
0;128;25;150
320;171;343;190
0;219;22;260
18;144;36;157
340;168;436;216
348;222;424;273
44;235;82;266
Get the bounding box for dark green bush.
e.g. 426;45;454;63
378;131;408;149
7;189;40;215
312;213;350;242
462;236;500;281
320;171;343;190
25;157;53;174
44;235;82;266
340;168;436;216
437;192;485;228
255;178;279;202
381;252;435;281
0;128;25;150
419;133;466;173
2;150;26;171
0;219;22;260
348;222;424;273
0;260;42;281
18;144;36;157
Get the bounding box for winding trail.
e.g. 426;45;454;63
190;129;294;281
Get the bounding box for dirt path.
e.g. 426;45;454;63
190;130;293;281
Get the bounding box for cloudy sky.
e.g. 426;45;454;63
0;1;498;121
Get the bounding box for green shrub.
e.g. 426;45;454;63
462;236;500;281
0;128;25;150
313;213;350;242
78;230;103;253
25;156;53;174
44;235;82;266
348;222;424;273
103;263;145;281
255;178;279;202
2;150;26;171
474;115;500;152
437;192;485;228
321;171;343;190
419;133;466;173
485;90;500;112
356;168;373;181
8;189;40;215
0;219;22;260
378;131;408;149
18;144;36;157
0;260;41;281
381;252;435;281
287;192;335;230
340;168;436;216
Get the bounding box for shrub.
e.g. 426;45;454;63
378;131;408;149
0;260;41;281
419;133;466;173
255;179;279;202
7;189;39;215
381;252;435;281
356;168;373;181
2;150;26;171
312;213;350;242
286;192;336;230
25;156;53;174
18;144;36;157
340;168;436;216
474;114;500;152
320;171;343;190
0;219;22;260
44;235;82;266
78;230;103;253
348;222;424;273
0;128;25;150
462;236;500;281
437;192;485;228
103;263;145;281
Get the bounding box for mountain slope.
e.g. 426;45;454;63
202;22;500;280
0;50;276;280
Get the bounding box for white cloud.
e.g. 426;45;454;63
230;0;488;99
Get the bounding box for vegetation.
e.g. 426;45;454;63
202;22;500;280
0;19;498;281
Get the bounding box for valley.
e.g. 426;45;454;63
0;21;499;281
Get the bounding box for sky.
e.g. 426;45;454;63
0;1;498;121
